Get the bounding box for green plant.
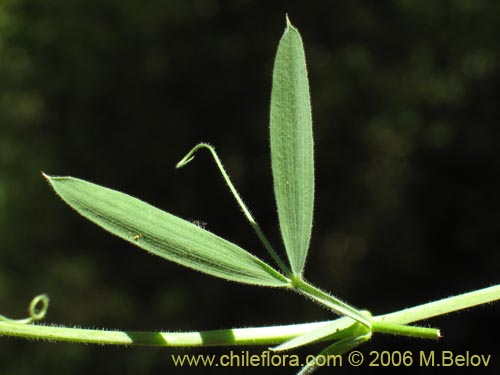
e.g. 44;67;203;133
1;17;499;374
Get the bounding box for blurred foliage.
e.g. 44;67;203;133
1;1;499;374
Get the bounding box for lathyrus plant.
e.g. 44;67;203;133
1;17;499;375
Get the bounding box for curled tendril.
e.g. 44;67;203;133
176;143;291;276
0;294;49;324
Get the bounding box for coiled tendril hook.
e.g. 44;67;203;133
0;294;49;324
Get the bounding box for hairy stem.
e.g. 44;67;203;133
375;284;500;325
298;332;372;375
371;322;439;339
0;319;334;347
291;277;372;328
1;284;497;348
0;317;436;347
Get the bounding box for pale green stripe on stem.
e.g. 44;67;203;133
0;320;333;347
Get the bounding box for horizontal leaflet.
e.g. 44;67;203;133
44;174;289;287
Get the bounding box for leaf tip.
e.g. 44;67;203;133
41;171;55;185
285;14;298;32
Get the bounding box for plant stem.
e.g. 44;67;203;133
291;277;372;328
0;320;332;347
176;143;290;275
371;322;439;339
298;332;372;375
0;319;437;347
375;284;500;325
1;284;497;348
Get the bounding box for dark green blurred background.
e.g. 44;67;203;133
1;1;499;374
